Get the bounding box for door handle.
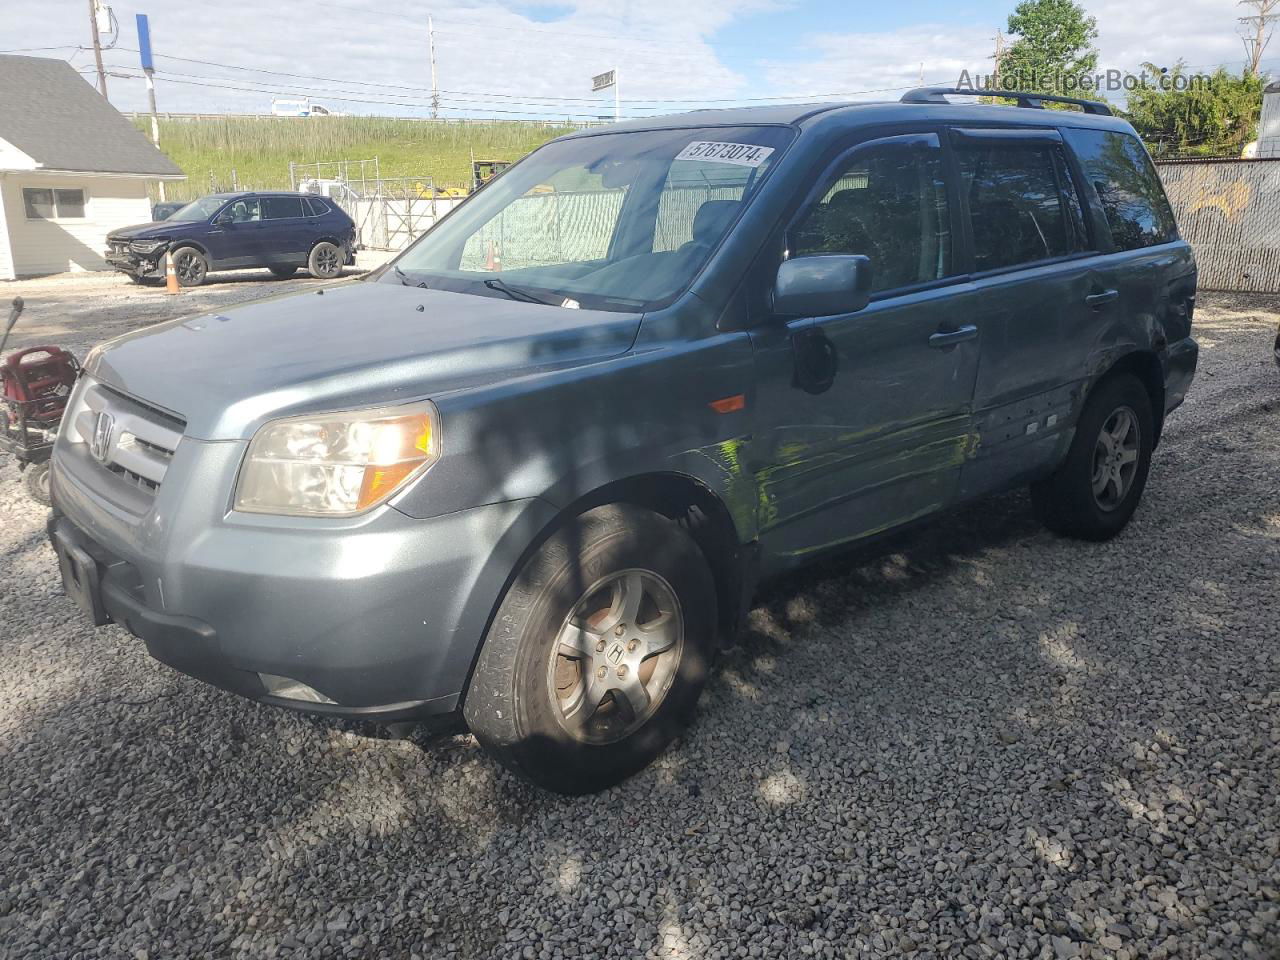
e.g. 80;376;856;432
928;324;978;349
1085;289;1120;309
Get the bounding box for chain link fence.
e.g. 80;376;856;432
1157;158;1280;293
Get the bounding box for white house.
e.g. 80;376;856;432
0;55;184;280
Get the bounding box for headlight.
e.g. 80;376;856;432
234;402;441;517
130;239;168;255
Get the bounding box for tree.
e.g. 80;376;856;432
997;0;1100;96
1124;64;1265;157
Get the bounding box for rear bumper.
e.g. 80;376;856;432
1164;335;1199;413
48;448;557;721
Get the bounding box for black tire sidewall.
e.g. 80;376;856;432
24;463;51;506
308;242;341;279
1040;374;1154;540
465;505;716;794
269;266;297;279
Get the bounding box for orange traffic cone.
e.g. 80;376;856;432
164;250;180;295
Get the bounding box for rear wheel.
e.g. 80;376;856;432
464;504;716;794
1031;373;1154;541
171;247;208;287
24;462;51;506
268;265;297;279
308;241;343;279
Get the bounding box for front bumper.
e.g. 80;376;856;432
49;445;556;720
104;249;161;277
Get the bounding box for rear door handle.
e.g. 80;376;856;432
929;324;978;349
1085;289;1120;309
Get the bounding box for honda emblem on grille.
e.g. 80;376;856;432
89;411;115;462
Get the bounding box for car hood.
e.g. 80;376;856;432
88;280;642;440
106;221;181;241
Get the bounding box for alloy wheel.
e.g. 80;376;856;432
175;252;204;284
1091;405;1140;511
547;569;684;745
315;245;339;276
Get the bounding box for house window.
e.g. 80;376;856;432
24;188;86;220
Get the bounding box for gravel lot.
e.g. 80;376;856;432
1;278;1278;960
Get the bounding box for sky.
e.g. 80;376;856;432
0;0;1271;120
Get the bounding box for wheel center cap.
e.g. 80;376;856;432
606;641;626;665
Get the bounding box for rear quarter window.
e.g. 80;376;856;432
1063;128;1177;251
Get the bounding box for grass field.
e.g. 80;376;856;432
134;116;577;200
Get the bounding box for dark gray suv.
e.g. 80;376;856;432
48;89;1198;793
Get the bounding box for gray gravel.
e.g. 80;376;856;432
1;280;1278;960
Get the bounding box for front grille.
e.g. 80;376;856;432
70;381;185;496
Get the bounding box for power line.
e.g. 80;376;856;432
97;49;969;107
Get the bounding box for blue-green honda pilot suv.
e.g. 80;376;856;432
49;89;1197;793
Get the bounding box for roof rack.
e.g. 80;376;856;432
899;87;1114;117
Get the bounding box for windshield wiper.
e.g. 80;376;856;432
393;265;429;289
483;277;553;305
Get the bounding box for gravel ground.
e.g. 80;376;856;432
1;283;1278;960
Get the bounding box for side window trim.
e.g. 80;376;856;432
783;129;967;301
1048;145;1093;253
1059;132;1118;255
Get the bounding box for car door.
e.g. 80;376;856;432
258;195;309;266
204;197;261;267
946;127;1103;501
748;131;984;565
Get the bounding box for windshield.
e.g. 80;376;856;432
166;197;231;222
387;125;792;312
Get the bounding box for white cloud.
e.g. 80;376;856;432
0;0;1264;119
1;0;779;117
757;0;1264;106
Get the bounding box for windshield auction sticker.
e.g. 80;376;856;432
675;141;775;167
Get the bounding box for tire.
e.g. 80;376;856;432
463;504;717;794
127;273;155;286
308;241;343;279
24;462;51;506
268;265;298;279
170;247;208;287
1031;373;1154;541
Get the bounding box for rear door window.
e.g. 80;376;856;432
1063;128;1177;251
262;196;305;220
790;134;954;294
955;137;1088;272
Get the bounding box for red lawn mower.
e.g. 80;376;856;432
1;297;81;505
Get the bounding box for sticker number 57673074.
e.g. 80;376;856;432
674;141;776;168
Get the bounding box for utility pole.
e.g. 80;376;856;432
992;29;1006;90
136;14;165;201
1239;0;1280;76
428;14;440;120
88;0;108;97
614;66;620;123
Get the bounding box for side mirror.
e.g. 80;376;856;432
213;212;232;226
773;255;873;318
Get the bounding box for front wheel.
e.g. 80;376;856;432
1031;373;1154;541
463;504;716;794
24;462;51;506
308;241;343;279
170;247;208;287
